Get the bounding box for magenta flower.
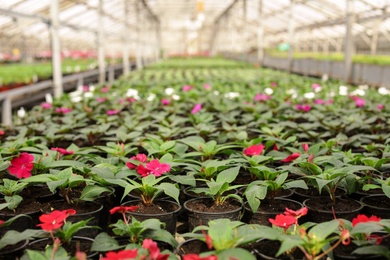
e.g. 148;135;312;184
191;103;202;114
351;96;365;107
244;144;265;156
145;159;170;177
126;154;148;169
203;84;211;90
377;104;384;110
101;87;109;93
41;102;52;109
270;82;277;87
182;85;194;92
126;97;137;103
281;152;300;163
302;143;309;152
82;86;89;92
254;93;272;102
7;153;34;179
107;109;120;115
161;99;171;106
295;104;311;112
55;107;72;114
51;147;74;155
0;130;4;135
314;99;325;105
96;97;108;103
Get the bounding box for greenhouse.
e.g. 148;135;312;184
0;0;390;259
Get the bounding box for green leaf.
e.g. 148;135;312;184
79;186;112;201
158;183;180;204
216;248;256;260
91;232;124;252
216;166;240;184
308;219;339;240
0;229;46;250
47;160;87;169
4;195;22;210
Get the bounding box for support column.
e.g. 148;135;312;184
50;0;63;98
135;1;143;70
370;19;381;55
123;0;130;75
98;0;106;84
287;0;295;72
344;0;355;83
156;21;162;60
257;0;264;65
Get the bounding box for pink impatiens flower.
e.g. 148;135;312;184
254;93;272;102
302;143;309;152
0;130;4;135
7;152;34;178
145;159;170;177
107;109;120;115
51;147;74;155
352;96;365;107
182;85;194;92
161;99;171;106
191;103;202;114
96;97;108;103
244;144;265;156
55;107;72;114
281;152;300;163
203;84;211;90
314;99;325;105
41;102;52;109
126;154;148;169
377;104;384;110
295;104;311;112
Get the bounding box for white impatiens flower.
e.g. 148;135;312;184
45;93;53;104
126;88;140;99
17;107;26;118
286;89;297;95
165;88;174;95
213;91;220;96
328;91;336;97
304;92;315;99
378;87;390;95
358;84;369;90
224;92;240;99
89;85;96;92
339;86;349;96
71;96;82;103
322;74;329;82
350;89;366;96
264;88;274;95
84;92;94;98
147;93;156;101
172;94;181;100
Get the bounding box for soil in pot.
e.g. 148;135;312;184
184;197;243;232
303;197;363;223
0;239;29;260
175;238;210;257
0;199;44;232
122;199;181;235
25;236;98;258
293;186;346;203
242;198;303;225
360;195;390;219
19;184;59;203
243;239;306;260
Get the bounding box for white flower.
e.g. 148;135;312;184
213;91;220;96
339;86;348;96
172;94;180;100
17;107;26;118
224;92;240;99
84;92;94;98
71;96;82;103
45;93;53;104
147;93;156;101
89;85;96;92
304;92;315;99
322;74;328;82
314;86;322;93
126;88;140;99
378;87;390;95
328;91;336;97
265;88;274;95
350;89;366;96
165;88;174;95
286;89;297;95
358;84;369;90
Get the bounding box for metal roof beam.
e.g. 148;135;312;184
0;7;48;23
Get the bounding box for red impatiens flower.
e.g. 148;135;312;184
101;249;138;260
0;220;4;226
145;159;170;177
64;209;77;216
302;143;309;152
37;210;70;231
284;207;308;219
352;214;381;227
136;164;150;177
126;154;148;169
269;214;297;231
243;144;265;156
109;206;139;215
7;152;34;179
205;234;213;250
142;239;169;260
308;154;314;164
183;255;218;260
280;152;300;163
51;147;74;155
0;130;4;135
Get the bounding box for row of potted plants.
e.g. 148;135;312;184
0;57;389;259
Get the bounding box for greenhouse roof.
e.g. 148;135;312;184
0;0;390;56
